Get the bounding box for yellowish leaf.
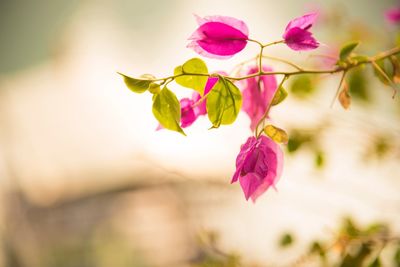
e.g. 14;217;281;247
338;83;351;110
264;125;289;144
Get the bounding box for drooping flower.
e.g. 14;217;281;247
385;7;400;24
283;13;320;51
241;65;277;131
188;15;249;59
231;135;283;202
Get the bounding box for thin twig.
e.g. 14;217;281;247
330;71;347;108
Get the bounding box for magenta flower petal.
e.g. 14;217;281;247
241;65;278;131
250;137;283;201
239;173;263;200
283;13;319;51
180;98;197;128
188;15;249;59
386;7;400;24
195;15;249;36
283;27;319;51
204;76;219;95
191;92;206;117
231;136;284;202
231;136;258;183
285;12;318;32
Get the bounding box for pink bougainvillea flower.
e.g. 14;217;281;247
283;13;320;51
231;136;283;202
188;15;249;59
180;96;199;128
179;91;208;128
385;7;400;24
241;65;277;131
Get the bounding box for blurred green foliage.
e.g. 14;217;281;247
279;232;295;248
348;68;370;102
289;75;316;99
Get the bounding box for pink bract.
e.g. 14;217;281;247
386;7;400;24
283;13;320;51
180;97;198;128
179;91;209;128
241;65;278;131
231;136;283;202
188;15;249;59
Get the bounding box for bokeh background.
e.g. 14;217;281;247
0;0;399;266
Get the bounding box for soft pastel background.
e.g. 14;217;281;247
0;0;399;266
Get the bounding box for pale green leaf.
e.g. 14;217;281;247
339;41;360;61
271;86;288;106
206;77;242;128
264;125;289;144
174;58;208;95
118;72;153;93
152;87;185;135
279;233;294;248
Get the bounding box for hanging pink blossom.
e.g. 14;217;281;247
283;13;319;51
241;65;277;131
188;15;249;59
385;7;400;24
232;136;283;202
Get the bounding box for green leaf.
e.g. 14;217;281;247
348;68;369;102
390;55;400;83
314;150;325;169
206;77;242;128
340;41;360;61
118;72;153;93
148;83;161;94
174;58;209;95
279;233;294;248
394;245;400;267
339;243;372;267
140;74;156;80
271;86;288;106
368;257;381;267
309;241;326;259
342;217;360;237
350;55;369;65
152;87;185;135
364;223;387;235
290;75;315;98
373;59;394;86
264;125;289;144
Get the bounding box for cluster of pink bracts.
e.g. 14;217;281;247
169;5;400;201
165;13;320;202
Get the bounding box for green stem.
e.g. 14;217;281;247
263;40;285;48
247;38;264;47
330;71;347;107
371;60;398;98
123;46;400;90
255;75;289;138
259;46;264;73
262;55;304;71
